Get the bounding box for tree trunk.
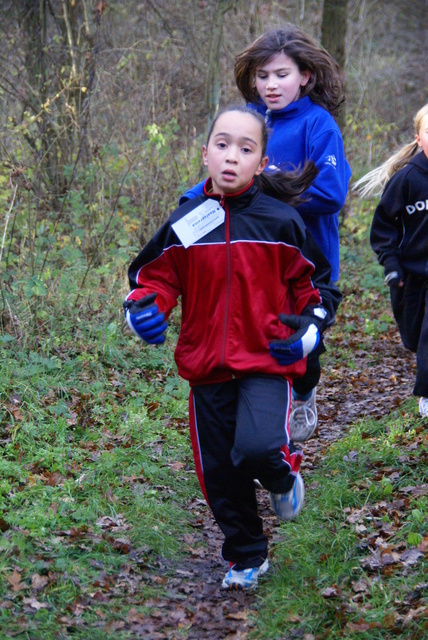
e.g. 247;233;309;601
204;0;237;133
11;0;101;204
321;0;349;131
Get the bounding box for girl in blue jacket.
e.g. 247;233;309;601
181;25;351;442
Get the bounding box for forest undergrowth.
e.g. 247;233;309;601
0;201;427;639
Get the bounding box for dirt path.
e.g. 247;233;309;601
138;329;416;639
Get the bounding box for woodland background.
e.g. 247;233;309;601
0;0;427;312
0;3;428;638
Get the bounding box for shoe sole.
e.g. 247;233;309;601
291;423;317;442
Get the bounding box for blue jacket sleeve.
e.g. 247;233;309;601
296;129;351;217
179;180;205;206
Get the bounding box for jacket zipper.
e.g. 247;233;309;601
220;196;231;368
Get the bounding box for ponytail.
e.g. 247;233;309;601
354;103;428;198
353;141;420;198
255;161;318;206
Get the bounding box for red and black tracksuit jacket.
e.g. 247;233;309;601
126;180;341;386
126;180;341;567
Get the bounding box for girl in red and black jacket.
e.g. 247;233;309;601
124;106;341;591
355;103;428;417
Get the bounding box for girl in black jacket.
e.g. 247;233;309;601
355;103;428;417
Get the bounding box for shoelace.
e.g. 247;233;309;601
291;403;316;427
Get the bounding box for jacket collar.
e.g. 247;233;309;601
410;151;428;173
252;95;314;123
203;178;259;208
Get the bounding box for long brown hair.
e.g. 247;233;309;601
234;25;345;116
207;106;318;206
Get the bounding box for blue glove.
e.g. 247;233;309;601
124;293;168;344
269;308;327;366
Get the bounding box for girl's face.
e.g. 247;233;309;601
202;111;268;195
255;52;310;111
415;114;428;158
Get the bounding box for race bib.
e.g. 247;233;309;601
172;199;225;248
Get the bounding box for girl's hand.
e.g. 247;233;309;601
269;314;321;366
124;293;168;344
384;271;404;287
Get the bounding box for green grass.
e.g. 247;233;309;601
251;408;428;639
0;307;198;637
0;198;427;638
248;202;428;639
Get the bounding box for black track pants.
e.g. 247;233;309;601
292;349;322;396
292;337;326;396
390;274;428;397
189;375;302;568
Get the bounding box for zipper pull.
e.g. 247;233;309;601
220;195;225;208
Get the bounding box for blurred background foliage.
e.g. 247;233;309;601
0;0;426;343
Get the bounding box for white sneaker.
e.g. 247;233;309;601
419;397;428;417
289;388;317;442
270;472;305;521
221;558;269;590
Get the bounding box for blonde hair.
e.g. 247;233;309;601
354;103;428;198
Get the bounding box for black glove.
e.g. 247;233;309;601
384;269;404;287
124;293;168;344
